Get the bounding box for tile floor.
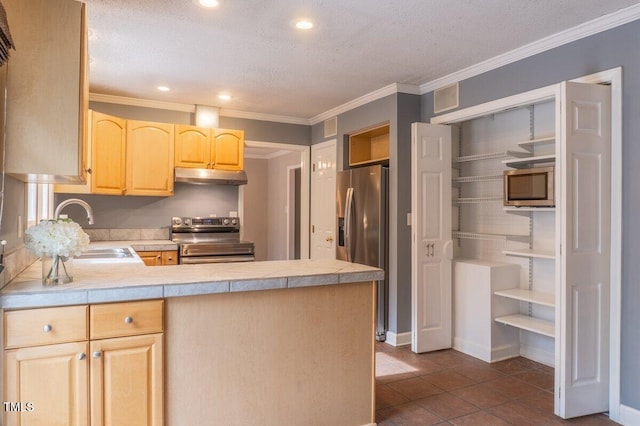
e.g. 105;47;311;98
375;343;617;425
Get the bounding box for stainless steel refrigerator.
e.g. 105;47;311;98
336;164;388;341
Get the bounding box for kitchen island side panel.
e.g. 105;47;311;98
165;281;375;425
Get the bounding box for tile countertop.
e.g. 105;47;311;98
0;241;384;309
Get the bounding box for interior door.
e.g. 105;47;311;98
558;81;611;418
411;123;453;353
310;140;337;259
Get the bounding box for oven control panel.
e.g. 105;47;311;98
171;216;239;231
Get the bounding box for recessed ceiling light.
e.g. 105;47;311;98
295;19;314;30
196;0;219;8
218;93;232;101
157;86;171;92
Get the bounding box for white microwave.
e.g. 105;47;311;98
503;166;555;207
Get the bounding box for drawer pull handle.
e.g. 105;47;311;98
43;324;52;333
78;352;86;361
92;351;101;358
124;316;133;324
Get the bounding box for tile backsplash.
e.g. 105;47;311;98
1;245;38;289
83;227;170;241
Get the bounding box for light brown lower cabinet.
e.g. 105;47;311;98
137;250;178;266
3;301;163;426
90;334;163;426
4;341;90;425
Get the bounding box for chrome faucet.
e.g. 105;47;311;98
54;198;95;224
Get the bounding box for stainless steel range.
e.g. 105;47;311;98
171;216;255;264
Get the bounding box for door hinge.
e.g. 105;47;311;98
312;163;316;172
312;225;315;233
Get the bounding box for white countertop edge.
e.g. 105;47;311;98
1;272;384;309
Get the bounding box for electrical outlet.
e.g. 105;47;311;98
17;215;22;238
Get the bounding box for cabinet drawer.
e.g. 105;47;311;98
162;250;178;265
90;300;164;339
4;305;88;349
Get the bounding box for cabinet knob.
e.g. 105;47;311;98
43;324;52;333
78;352;86;361
92;351;101;359
124;316;133;324
86;167;92;174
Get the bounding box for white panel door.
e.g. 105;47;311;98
310;140;337;259
558;82;611;418
411;123;453;353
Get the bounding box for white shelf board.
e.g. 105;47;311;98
452;231;530;242
495;314;555;338
517;136;555;152
494;288;555;307
504;206;556;213
502;248;556;259
502;154;556;168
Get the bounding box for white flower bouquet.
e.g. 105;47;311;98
25;218;90;284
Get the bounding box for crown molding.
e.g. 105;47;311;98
219;108;310;126
419;3;640;94
309;83;420;125
89;93;310;125
89;93;196;112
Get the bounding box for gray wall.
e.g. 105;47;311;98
242;158;269;261
54;183;238;229
311;93;421;335
267;151;302;260
421;20;640;411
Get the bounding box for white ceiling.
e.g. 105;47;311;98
84;0;640;123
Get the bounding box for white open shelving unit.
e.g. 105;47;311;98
449;99;559;351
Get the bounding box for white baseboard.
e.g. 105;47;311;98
384;331;411;347
618;403;640;425
520;343;555;367
453;337;519;363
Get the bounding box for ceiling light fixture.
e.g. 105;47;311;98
197;0;219;8
218;94;231;101
295;19;314;30
157;86;171;92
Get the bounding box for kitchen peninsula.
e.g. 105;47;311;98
1;243;382;426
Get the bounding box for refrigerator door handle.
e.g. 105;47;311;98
344;187;354;262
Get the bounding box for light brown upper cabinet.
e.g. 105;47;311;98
175;125;212;168
4;0;89;183
348;124;390;167
92;111;127;195
126;120;175;196
175;126;244;171
213;128;245;170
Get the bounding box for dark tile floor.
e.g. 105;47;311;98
375;343;617;425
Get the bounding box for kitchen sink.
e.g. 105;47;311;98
75;248;134;259
74;247;141;264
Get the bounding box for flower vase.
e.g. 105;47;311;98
42;254;73;285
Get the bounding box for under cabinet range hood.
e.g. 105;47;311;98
174;167;248;185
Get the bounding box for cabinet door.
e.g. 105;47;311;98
175;125;211;168
212;128;244;170
92;111;127;195
90;334;163;426
4;342;89;426
126;120;175;196
4;0;87;181
137;251;162;267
